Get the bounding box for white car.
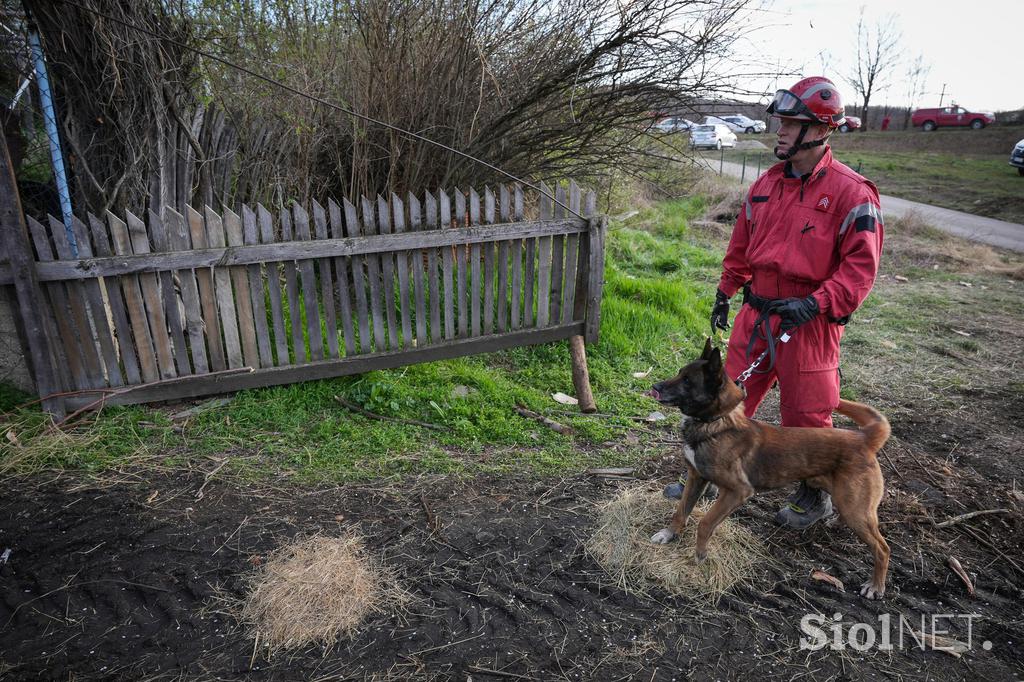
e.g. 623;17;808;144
689;124;737;150
708;114;766;134
654;116;696;133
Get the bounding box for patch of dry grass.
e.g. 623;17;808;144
586;484;769;602
884;209;1022;276
240;533;410;654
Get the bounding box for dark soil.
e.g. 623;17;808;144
2;421;1024;682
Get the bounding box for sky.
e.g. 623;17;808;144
732;0;1024;112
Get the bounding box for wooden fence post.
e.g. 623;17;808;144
0;135;65;416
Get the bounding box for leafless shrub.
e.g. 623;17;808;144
8;0;760;213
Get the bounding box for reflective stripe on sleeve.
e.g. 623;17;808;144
839;202;883;236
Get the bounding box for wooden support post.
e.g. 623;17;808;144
0;135;64;416
569;334;596;413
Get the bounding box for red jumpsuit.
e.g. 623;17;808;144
718;148;884;428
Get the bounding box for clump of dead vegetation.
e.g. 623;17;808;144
240;533;410;654
586;485;769;602
886;209;1021;276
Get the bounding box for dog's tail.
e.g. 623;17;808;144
835;399;891;454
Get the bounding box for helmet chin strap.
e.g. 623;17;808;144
774;122;829;161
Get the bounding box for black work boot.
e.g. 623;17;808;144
775;481;833;529
663;480;719;501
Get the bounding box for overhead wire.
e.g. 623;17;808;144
48;0;586;218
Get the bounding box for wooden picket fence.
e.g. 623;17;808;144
0;178;606;416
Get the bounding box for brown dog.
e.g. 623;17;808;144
647;338;891;599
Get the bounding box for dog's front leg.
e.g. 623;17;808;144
652;464;707;544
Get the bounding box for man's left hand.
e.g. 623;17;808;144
770;295;819;330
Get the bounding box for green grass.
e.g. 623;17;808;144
1;197;724;482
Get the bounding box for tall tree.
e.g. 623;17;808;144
902;53;931;128
847;7;903;129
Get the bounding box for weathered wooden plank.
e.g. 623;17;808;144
424;191;441;344
572;191;597;323
63;323;585;410
360;197;386;352
342;198;371;354
549;184;566;324
496;186;509;333
439;191;456;341
108;211;160;382
279;207;306;364
47;216;105;387
292;204;324;362
521;186;535;328
407;192;427;346
312;200;339;359
375;196;400;351
88;213;140;385
41;218;100;387
241;206;274;368
468;188;481;337
223;207;261;367
257;204;290;365
389;194;413;348
560;181;581;323
188;206;226;371
482;187;495;335
326;200;355;357
165;208;210;374
125;210;176;379
204;206;244;369
0;138;64;412
585;216;607;343
25;218;588;281
454;189;468;337
510;186;522;330
28;217;81;392
147;210;192;375
67;216;124;387
535;183;553;328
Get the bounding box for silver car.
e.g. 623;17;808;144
1010;139;1024;176
689;124;738;150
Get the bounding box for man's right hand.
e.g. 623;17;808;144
710;289;731;333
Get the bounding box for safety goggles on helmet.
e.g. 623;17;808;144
766;89;817;121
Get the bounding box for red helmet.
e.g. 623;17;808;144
767;76;846;129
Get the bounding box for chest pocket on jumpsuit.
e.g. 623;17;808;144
786;202;839;283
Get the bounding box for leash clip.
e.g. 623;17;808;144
735;330;793;385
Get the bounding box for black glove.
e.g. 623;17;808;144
710;289;731;333
769;295;819;330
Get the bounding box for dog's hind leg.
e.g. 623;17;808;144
694;485;753;560
834;473;890;599
652;464;706;544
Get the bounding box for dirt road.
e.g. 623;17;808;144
711;158;1024;253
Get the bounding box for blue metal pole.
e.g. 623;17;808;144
28;24;78;257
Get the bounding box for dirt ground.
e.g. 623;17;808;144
2;414;1023;682
4;217;1024;681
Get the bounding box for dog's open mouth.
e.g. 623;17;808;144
645;388;661;401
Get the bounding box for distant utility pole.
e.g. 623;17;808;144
938;83;947;106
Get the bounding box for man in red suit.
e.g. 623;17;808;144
709;77;885;528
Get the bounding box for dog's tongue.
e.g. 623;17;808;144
645;389;660;400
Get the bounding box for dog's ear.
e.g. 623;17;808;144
701;337;713;359
706;347;723;378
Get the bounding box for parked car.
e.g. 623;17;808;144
689;124;737;150
911;106;995;131
654;116;696;133
712;114;766;134
838;116;861;133
1010;139;1024;176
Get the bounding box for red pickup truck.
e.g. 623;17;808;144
911;106;995;131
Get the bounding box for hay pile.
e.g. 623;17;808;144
586;485;769;602
240;533;409;653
